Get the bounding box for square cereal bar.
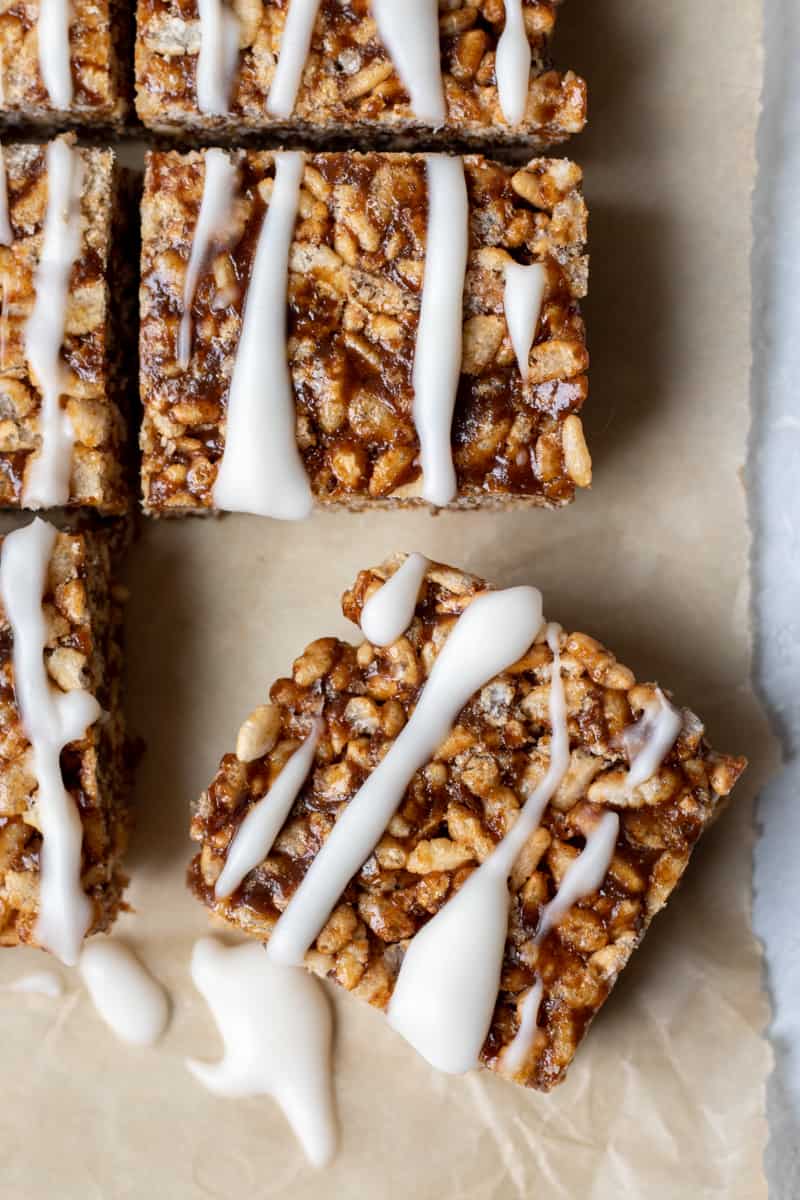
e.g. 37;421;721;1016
140;149;589;516
0;519;132;962
0;1;132;130
135;0;585;147
0;139;136;514
189;555;745;1091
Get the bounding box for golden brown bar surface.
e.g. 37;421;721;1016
0;141;135;514
0;0;132;130
135;0;586;147
0;526;132;952
189;556;746;1091
140;150;589;514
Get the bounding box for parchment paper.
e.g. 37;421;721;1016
0;1;773;1196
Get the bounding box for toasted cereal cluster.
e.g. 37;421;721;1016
190;557;745;1091
0;0;131;127
0;529;132;949
0;143;134;513
135;0;586;145
140;151;589;513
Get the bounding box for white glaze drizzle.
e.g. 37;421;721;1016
535;810;620;944
213;151;312;519
79;940;169;1046
372;0;446;125
22;140;84;509
178;148;237;369
623;688;682;790
360;553;429;647
387;623;568;1074
499;806;620;1077
188;937;337;1168
0;520;100;966
413;155;468;507
37;0;73;110
0;149;8;377
501;978;543;1075
495;0;531;126
266;0;322;118
2;970;63;997
267;586;545;968
504;261;546;381
0;276;8;371
216;718;322;899
196;0;241;116
0;146;12;246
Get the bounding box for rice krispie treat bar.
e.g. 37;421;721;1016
140;149;589;517
0;518;132;965
190;554;746;1091
0;1;132;130
135;0;586;147
0;138;135;514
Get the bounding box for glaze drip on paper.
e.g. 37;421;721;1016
359;554;429;647
215;718;323;899
23;140;84;508
188;937;337;1167
3;970;63;998
79;939;169;1046
212;150;313;519
0;520;101;965
267;586;544;967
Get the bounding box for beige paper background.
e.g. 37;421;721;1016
0;1;773;1196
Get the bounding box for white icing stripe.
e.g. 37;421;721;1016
500;806;619;1077
387;623;568;1074
372;0;446;125
37;0;73;110
413;155;468;508
535;810;620;944
0;520;101;966
504;261;546;382
178;148;237;369
360;554;429;647
79;940;169;1046
216;718;322;899
196;0;241;116
0;147;12;246
3;970;63;997
502;979;543;1075
495;0;531;126
267;586;544;967
188;938;337;1168
266;0;322;118
624;688;682;790
212;151;313;519
22;140;84;509
0;277;8;371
